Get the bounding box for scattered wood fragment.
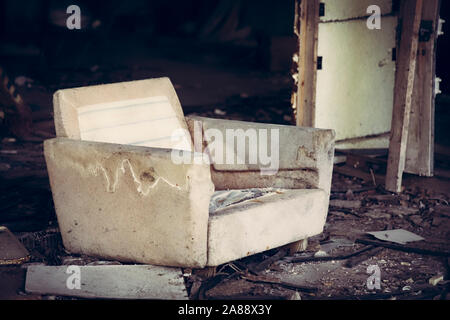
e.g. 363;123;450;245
197;273;239;300
387;206;419;216
366;194;399;203
337;149;388;157
363;209;392;220
429;275;444;286
329;199;361;209
247;248;288;274
344;247;384;268
289;245;378;264
193;266;217;279
328;207;362;219
241;273;318;293
331;186;376;194
356;237;450;257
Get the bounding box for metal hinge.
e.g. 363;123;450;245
438;18;445;37
435;77;442;96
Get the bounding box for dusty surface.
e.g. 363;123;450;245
184;172;450;300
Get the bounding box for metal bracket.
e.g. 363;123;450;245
438;18;445;37
435;77;442;96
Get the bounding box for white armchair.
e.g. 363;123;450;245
44;78;335;268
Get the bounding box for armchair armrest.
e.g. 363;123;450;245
185;116;335;193
44;138;214;268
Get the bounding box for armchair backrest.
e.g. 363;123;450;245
53;78;192;151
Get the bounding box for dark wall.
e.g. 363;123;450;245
0;0;294;40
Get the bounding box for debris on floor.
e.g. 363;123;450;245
366;229;425;245
0;226;30;265
25;265;188;300
0;127;449;300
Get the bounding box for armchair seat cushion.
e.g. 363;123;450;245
207;188;328;266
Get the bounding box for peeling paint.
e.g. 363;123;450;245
89;159;185;195
296;146;317;168
45;140;188;196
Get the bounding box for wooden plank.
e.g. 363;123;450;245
25;265;188;299
334;164;385;185
385;0;424;192
405;0;441;177
296;0;320;127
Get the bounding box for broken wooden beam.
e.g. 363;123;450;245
344;246;384;268
296;0;320;127
241;273;318;293
247;248;288;274
405;0;441;177
385;0;424;192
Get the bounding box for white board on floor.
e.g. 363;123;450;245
25;264;188;300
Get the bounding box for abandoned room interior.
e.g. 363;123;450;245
0;0;449;303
